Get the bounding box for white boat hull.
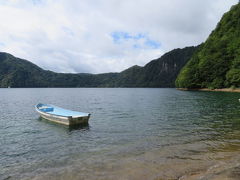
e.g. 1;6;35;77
35;106;90;126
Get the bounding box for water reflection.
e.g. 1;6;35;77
68;123;90;132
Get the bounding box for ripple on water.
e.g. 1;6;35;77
0;88;240;179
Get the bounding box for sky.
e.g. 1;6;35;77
0;0;238;73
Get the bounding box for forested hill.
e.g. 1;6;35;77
0;46;197;88
176;3;240;89
116;46;197;87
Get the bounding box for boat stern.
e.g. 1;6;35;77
69;114;90;125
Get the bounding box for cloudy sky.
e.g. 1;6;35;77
0;0;238;73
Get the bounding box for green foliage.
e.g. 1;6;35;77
226;69;240;87
176;3;240;89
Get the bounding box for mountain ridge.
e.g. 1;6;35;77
0;46;197;88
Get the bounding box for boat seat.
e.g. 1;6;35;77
39;107;54;112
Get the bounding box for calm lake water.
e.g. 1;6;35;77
1;88;240;180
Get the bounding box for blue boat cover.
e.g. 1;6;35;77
37;103;89;117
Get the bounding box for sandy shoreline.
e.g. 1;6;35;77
23;142;240;180
177;88;240;93
27;152;240;180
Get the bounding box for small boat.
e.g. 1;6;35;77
35;103;90;126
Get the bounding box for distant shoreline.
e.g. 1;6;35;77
177;88;240;93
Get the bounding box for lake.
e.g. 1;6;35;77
1;88;240;180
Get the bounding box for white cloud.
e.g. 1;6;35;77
0;0;238;73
